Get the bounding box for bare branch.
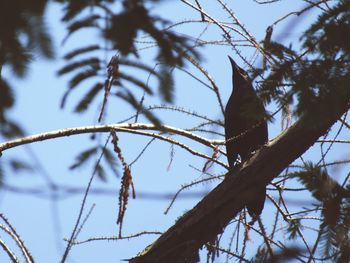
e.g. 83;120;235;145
0;123;224;153
0;214;34;263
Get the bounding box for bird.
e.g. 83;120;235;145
224;56;268;221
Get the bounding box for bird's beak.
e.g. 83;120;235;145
228;55;248;80
227;55;236;69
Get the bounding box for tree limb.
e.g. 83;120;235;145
0;123;224;153
129;96;350;262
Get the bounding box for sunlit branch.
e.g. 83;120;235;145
0;123;223;151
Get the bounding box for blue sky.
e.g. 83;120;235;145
1;1;346;262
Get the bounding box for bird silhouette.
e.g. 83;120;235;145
224;56;268;220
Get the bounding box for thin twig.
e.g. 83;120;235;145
69;231;162;245
0;237;19;263
164;174;224;214
0;214;34;263
60;135;111;262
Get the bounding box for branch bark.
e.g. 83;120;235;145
129;97;350;262
0;123;223;151
0;123;227;168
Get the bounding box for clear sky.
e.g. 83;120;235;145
1;1;345;262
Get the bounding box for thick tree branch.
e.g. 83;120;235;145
129;97;350;262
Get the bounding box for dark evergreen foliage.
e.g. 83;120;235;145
0;0;52;138
57;0;200;112
290;162;350;261
69;146;119;180
260;0;350;122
